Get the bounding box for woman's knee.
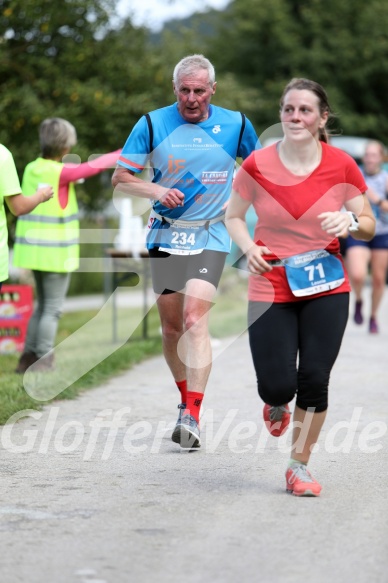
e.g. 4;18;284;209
257;376;296;407
296;371;329;412
42;302;63;320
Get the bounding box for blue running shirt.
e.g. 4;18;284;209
118;103;260;251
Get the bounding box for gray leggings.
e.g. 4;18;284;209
24;271;71;357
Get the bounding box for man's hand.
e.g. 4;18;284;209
159;188;185;208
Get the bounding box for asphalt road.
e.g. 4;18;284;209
1;289;387;583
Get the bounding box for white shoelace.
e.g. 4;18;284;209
269;405;289;421
288;465;314;484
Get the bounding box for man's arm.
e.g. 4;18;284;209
111;166;185;209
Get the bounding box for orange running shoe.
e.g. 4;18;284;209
285;464;322;497
263;404;291;437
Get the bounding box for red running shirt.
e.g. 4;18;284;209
233;142;367;302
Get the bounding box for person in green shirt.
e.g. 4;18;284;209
0;143;53;290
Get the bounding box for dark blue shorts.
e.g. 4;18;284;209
344;233;388;250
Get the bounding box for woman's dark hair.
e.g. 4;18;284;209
280;78;332;143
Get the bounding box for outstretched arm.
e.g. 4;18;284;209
59;150;122;185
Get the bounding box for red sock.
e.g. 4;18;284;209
175;379;187;404
186;391;204;423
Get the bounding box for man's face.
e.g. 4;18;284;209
173;69;216;123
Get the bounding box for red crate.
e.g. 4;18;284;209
0;284;33;353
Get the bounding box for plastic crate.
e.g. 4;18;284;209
0;284;33;353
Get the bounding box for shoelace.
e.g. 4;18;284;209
181;414;199;430
287;465;314;484
269;405;289;422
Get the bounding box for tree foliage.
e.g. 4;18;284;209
0;0;173;212
208;0;388;140
1;0;388;218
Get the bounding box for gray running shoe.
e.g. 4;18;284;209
171;413;201;449
176;403;186;423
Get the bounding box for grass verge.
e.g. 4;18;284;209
0;268;249;425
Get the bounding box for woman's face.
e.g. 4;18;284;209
280;89;328;142
363;143;383;175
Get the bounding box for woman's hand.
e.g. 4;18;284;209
245;245;273;274
318;211;352;238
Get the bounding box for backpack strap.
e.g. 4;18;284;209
237;112;246;156
145;113;154;152
145;113;156;182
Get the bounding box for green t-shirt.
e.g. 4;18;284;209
0;144;21;282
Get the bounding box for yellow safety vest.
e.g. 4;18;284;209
13;158;79;272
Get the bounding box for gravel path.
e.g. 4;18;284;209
1;289;387;583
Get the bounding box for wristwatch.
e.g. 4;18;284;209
347;211;360;232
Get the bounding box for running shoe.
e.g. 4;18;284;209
171;414;201;449
285;464;322;497
263;404;291;437
354;300;363;325
369;317;379;334
176;403;186;423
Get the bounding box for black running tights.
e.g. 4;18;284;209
247;293;349;412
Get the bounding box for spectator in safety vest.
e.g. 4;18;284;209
0;144;53;292
13;117;121;373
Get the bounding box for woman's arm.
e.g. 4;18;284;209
225;190;271;274
59;150;122;185
366;186;384;205
58;150;123;208
5;185;53;216
318;192;376;241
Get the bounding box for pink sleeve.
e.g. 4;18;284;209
58;149;121;209
59;149;121;184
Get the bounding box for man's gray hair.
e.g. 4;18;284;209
173;54;215;86
39;117;77;158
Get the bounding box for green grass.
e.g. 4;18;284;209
0;267;249;425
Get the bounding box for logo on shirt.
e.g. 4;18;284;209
168;155;185;174
202;171;228;184
212;125;221;134
199;268;208;274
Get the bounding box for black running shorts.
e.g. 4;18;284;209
148;248;228;295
